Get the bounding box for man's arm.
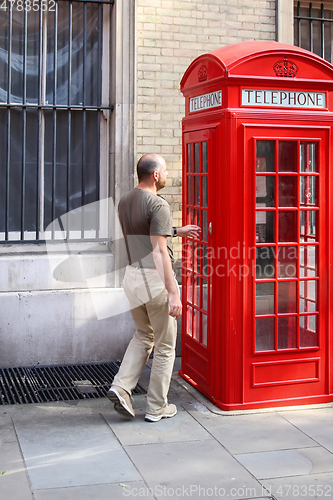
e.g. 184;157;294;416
150;234;182;320
174;224;201;238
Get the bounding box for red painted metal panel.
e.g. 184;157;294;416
252;358;320;387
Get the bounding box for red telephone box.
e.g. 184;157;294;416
179;41;333;410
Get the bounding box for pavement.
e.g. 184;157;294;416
1;358;333;500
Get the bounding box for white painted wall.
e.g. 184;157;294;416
0;288;134;368
0;246;136;367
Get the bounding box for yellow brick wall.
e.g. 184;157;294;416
136;0;276;270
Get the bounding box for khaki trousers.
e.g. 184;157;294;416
113;265;177;415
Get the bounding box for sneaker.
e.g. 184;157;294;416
107;385;135;418
145;404;177;422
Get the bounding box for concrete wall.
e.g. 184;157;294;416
277;0;294;44
0;288;134;368
0;245;135;367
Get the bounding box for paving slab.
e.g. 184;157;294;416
235;446;333;480
33;481;155;500
261;472;333;500
0;441;33;500
185;406;317;454
13;412;141;490
0;412;18;445
279;407;333;453
103;406;212;446
124;439;266;500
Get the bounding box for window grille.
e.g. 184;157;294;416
0;0;114;243
294;1;333;62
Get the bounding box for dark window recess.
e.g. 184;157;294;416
0;0;114;243
294;2;333;62
0;362;145;405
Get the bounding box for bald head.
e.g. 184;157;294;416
137;154;164;182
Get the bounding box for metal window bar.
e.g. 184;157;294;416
36;9;43;241
81;2;87;239
321;3;325;56
0;0;114;244
96;2;102;238
309;2;313;52
295;1;333;60
21;11;27;240
5;8;12;241
66;1;72;241
296;1;301;47
52;6;57;239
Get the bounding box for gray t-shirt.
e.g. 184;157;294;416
118;188;174;269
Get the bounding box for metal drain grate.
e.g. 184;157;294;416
0;362;145;405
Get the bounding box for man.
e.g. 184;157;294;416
108;154;200;422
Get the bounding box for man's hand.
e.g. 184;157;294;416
168;291;182;320
176;225;201;239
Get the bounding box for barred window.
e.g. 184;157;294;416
0;0;113;243
294;1;333;62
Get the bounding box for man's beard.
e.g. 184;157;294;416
155;174;166;191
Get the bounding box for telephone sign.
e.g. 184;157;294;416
242;88;326;108
189;90;222;112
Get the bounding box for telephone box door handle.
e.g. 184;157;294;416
209;222;212;235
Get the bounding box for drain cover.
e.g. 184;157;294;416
0;362;145;405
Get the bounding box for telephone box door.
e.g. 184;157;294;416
181;128;215;395
244;126;329;404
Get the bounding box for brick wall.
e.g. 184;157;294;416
136;0;276;268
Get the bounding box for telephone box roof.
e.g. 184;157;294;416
181;41;333;91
